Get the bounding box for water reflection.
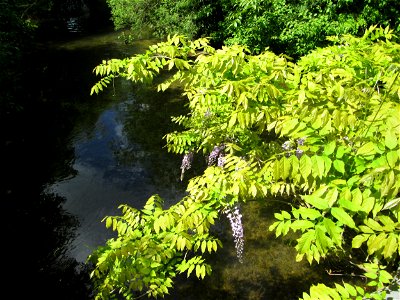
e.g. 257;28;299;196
51;82;186;262
66;17;84;33
0;25;146;298
1;76;91;299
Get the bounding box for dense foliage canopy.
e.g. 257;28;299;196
89;26;400;299
105;0;400;57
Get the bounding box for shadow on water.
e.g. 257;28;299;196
1;4;159;297
1;46;94;298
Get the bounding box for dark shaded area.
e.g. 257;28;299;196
0;1;115;298
1;48;92;299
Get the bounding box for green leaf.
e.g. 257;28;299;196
351;188;363;207
207;241;213;253
334;283;349;298
321;156;332;175
296;230;315;256
201;241;207;253
315;225;331;252
303;195;329;210
382;197;400;210
386;151;398;168
274;212;284;221
336;146;346;159
367;233;386;255
333;160;345;174
300;155;312;180
290;155;300;177
228;113;237;128
382;233;398;259
385;129;398;150
365;218;383;231
356;142;376;156
195;264;202;278
291;220;315;231
361;196;375;214
325;188;339;207
323;218;342;246
297;208;322;220
281;118;299;135
338;198;362;212
105;217;114;229
282;210;291;219
311;155;325;179
281;156;291;180
352;234;369;248
323;141;336;156
378;270;393;283
343;283;357;297
331;207;356;229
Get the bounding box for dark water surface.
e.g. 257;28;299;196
1;18;355;300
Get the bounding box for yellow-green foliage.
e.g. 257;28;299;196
89;26;400;299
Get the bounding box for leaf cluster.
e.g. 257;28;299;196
89;26;400;299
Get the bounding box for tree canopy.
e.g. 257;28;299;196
105;0;400;58
89;26;400;299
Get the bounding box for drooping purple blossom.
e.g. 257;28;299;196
224;204;244;263
217;154;226;168
208;144;225;166
180;152;194;181
295;148;304;158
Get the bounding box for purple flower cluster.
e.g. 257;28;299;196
295;149;304;158
224;204;244;263
281;140;293;151
180;152;194;181
281;138;306;158
208;144;226;167
217;155;226;167
296;137;305;146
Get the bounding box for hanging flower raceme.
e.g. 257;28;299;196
208;144;226;166
224;204;244;263
180;152;194;181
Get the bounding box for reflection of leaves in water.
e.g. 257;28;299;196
112;83;189;189
5;189;92;298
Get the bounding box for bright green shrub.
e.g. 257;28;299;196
89;26;400;299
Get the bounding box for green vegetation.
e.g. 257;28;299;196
89;26;400;299
219;0;400;57
105;0;219;39
105;0;400;58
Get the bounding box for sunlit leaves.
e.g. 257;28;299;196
330;207;356;229
352;216;400;259
89;27;400;299
384;129;398;150
89;193;223;299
